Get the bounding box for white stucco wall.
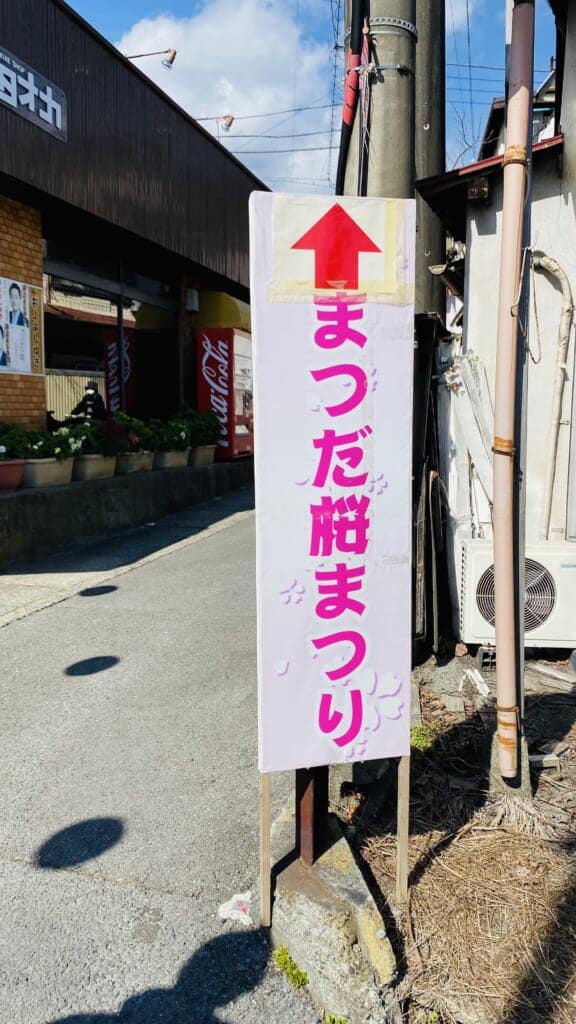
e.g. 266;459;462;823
462;152;576;542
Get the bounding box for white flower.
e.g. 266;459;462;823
57;427;70;437
0;445;6;455
54;447;62;455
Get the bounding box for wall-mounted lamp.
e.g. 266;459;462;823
124;48;177;70
196;113;235;137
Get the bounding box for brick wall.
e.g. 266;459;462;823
0;374;46;427
0;195;45;428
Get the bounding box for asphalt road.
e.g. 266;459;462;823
0;487;318;1024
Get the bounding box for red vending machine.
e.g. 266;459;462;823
197;327;253;459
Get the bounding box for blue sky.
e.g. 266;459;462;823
67;0;558;187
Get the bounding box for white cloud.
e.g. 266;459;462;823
116;1;485;189
115;0;337;193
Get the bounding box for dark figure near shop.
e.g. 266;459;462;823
72;381;107;420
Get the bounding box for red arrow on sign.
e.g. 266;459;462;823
291;203;381;290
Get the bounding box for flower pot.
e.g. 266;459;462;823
115;451;154;475
0;459;25;491
153;449;190;470
73;453;117;481
189;445;216;467
22;457;74;488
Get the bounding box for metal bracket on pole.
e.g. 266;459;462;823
369;17;418;39
345;17;418;44
492;436;515;457
349;63;414;76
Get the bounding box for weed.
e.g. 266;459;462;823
410;722;440;754
272;946;308;989
322;1016;348;1024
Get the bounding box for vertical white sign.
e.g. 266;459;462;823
250;192;415;773
0;276;43;374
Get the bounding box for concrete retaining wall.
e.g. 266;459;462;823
0;460;253;565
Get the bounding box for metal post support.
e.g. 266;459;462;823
260;773;272;927
295;766;329;867
396;755;411;904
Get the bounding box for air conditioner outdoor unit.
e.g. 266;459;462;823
458;538;576;648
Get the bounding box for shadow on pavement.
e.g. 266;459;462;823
65;656;120;676
35;818;124;869
48;929;270;1024
78;586;118;597
1;487;255;578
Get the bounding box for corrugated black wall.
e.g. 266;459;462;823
0;0;266;288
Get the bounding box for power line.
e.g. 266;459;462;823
448;0;467;142
267;177;328;183
447;100;507;108
230;92;332;154
289;0;301;185
229;145;338;155
448;61;550;74
327;0;343;189
465;0;475;137
231;129;334;139
447;73;503;81
197;101;337;122
447;87;504;95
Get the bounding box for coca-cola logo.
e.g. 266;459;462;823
201;335;230;447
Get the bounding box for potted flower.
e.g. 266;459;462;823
181;409;221;467
21;427;81;488
113;413;155;475
0;423;29;491
150;418;190;470
72;419;127;481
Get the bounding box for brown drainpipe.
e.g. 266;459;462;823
493;0;535;779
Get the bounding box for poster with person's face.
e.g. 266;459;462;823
0;276;44;374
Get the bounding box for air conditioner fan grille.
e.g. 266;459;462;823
476;558;556;632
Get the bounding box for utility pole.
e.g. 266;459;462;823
341;1;444;313
343;0;416;200
509;0;532;792
493;0;534;779
339;2;445;650
415;0;445;314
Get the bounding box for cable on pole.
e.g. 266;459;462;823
335;0;366;195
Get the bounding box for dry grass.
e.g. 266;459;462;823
356;689;576;1024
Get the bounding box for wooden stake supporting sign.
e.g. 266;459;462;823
396;755;411;905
